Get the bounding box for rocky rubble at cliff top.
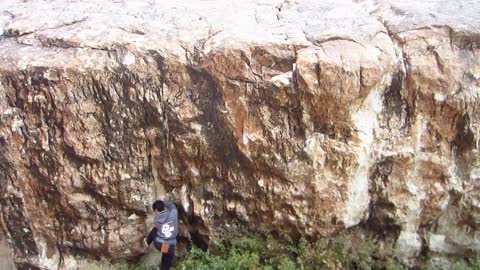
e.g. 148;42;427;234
0;0;479;268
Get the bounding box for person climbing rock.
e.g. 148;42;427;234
146;197;178;270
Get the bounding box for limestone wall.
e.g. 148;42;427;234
0;0;479;268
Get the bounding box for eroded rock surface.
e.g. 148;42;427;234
0;0;479;268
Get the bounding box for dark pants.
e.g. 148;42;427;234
146;228;175;270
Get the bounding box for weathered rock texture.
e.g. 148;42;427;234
1;231;16;270
0;0;479;268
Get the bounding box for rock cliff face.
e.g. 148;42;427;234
0;0;479;268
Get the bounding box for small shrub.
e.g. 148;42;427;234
451;258;480;270
452;260;470;270
378;257;407;270
169;233;411;270
277;256;297;270
296;237;350;270
174;243;260;270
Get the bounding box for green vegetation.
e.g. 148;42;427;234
78;234;480;270
78;258;155;270
450;258;480;270
173;233;407;270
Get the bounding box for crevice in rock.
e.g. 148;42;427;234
301;30;316;46
117;26;145;36
202;28;223;50
59;17;89;28
0;183;39;260
383;71;406;129
314;36;364;47
1;10;15;20
3;32;115;54
430;47;445;73
62;144;101;165
189;214;210;250
368;9;414;131
452;113;475;157
364;157;401;238
275;5;282;21
4;17;88;38
2;29;34;38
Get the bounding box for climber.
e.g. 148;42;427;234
146;198;178;270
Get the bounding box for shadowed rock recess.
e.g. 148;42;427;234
0;0;479;268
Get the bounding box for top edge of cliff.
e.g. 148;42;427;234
0;0;478;70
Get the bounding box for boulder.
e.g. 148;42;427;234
0;0;479;268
